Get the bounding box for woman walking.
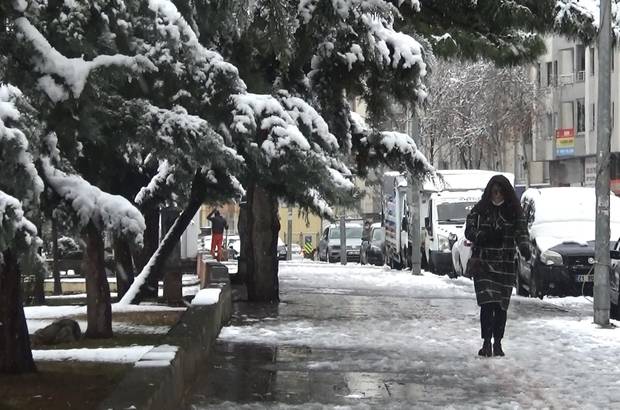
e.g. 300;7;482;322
464;175;531;357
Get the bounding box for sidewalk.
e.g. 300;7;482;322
186;260;620;409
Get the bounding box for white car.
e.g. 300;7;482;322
226;235;241;259
451;234;472;278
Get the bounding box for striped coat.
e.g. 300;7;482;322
464;202;529;310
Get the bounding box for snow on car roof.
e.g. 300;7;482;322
522;187;620;223
433;189;483;204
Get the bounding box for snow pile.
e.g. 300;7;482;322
15;17;156;100
33;345;153;363
41;159;146;245
192;288;222;306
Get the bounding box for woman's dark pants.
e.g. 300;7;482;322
480;302;507;341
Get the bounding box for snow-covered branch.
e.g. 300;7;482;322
134;160;174;206
15;17;157;100
0;190;38;253
0;84;44;207
40;159;146;245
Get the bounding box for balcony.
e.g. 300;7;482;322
559;73;574;86
576;70;586;82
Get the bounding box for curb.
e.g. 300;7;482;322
99;263;232;410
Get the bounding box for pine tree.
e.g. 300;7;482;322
0;83;42;374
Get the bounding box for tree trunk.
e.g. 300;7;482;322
237;198;249;284
245;183;280;302
113;237;134;300
84;222;112;339
51;217;62;295
135;205;160;299
0;248;36;374
123;198;202;304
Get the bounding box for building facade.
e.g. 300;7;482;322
532;36;620;193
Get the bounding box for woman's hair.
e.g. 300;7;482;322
478;175;521;217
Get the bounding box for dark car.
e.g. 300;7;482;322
361;224;385;266
517;187;620;298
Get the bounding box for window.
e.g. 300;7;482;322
537;63;542;87
554;60;559;86
577;99;585;133
576;45;586;81
613;102;615;130
590;47;595;75
546;112;553;138
546;62;553;86
591;103;596;131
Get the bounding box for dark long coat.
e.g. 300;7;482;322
464;202;529;310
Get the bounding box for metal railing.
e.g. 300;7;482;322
576;70;586;82
559;73;575;85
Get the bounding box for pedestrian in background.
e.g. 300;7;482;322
208;209;228;261
464;175;531;357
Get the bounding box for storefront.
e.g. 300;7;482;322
550;153;620;195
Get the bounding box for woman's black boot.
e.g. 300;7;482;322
478;339;492;357
493;340;505;357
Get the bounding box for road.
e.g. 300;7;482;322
186;261;620;409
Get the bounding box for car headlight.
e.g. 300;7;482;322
540;250;563;266
438;235;450;252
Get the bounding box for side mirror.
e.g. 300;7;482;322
424;217;430;230
611;250;620;260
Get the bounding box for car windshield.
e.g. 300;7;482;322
371;228;384;242
329;226;363;239
437;202;476;224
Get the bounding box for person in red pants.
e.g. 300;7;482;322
207;209;228;261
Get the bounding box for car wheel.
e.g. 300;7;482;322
515;258;528;297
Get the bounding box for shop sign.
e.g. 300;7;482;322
584;157;596;187
555;128;575;157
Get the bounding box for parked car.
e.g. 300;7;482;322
361;223;385;266
318;223;363;263
226;235;241;260
451;232;472;278
290;243;302;256
517;187;620;298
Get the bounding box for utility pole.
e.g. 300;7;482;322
287;206;293;261
340;214;347;265
409;175;422;275
594;0;612;326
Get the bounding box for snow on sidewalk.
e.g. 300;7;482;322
211;260;620;409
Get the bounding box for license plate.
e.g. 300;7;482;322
576;274;594;283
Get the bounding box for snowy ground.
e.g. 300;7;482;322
188;260;620;409
25;298;187;363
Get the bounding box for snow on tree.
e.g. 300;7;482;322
415;59;543;171
400;1;551;65
0;82;42;374
554;0;620;42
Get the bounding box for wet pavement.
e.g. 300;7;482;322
184;262;618;409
